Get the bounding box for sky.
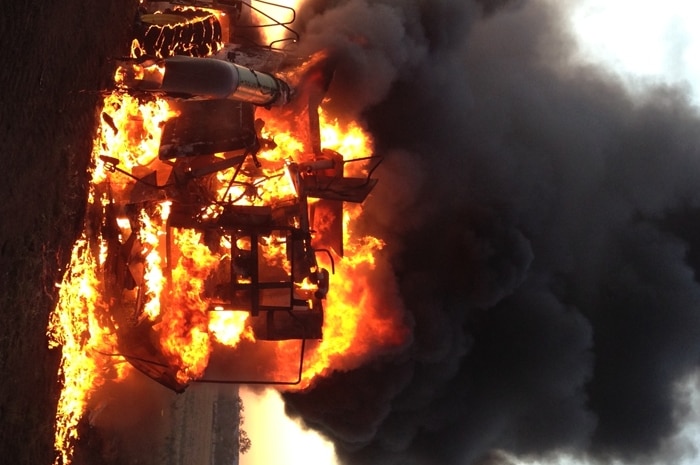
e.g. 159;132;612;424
567;0;700;104
240;387;338;465
240;1;700;465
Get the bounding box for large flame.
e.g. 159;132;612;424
47;5;408;463
47;232;133;464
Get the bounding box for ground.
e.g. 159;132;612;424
0;2;139;463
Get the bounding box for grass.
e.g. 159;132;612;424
0;1;139;463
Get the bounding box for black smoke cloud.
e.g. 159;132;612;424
282;1;700;464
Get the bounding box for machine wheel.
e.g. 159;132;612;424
140;13;191;26
135;9;223;58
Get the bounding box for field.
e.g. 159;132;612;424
0;1;139;463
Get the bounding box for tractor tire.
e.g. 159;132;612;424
134;9;222;59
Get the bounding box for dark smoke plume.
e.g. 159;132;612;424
283;1;700;464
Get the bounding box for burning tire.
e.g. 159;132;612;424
134;8;223;58
140;13;190;26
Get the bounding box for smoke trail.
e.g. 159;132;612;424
282;1;700;464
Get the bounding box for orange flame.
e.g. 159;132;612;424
159;228;218;382
139;204;168;320
209;311;255;346
270;214;409;389
49;29;410;465
47;234;134;464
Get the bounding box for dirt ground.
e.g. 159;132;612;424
0;1;139;463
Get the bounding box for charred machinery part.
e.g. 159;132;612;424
314;248;335;275
254;118;277;151
230;0;300;49
158;99;259;159
100;155;173;189
194;338;307;386
286;151;380;204
301;56;337;156
119;56;293;107
116;321;191;393
167;207;325;323
215;44;290;74
96;348;190;394
217;159;248;204
113;59;165;92
296;152;382;257
160;56;292;105
183;153;248;179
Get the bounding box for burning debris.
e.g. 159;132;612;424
47;2;407;464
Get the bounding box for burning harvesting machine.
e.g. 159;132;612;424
96;1;379;392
